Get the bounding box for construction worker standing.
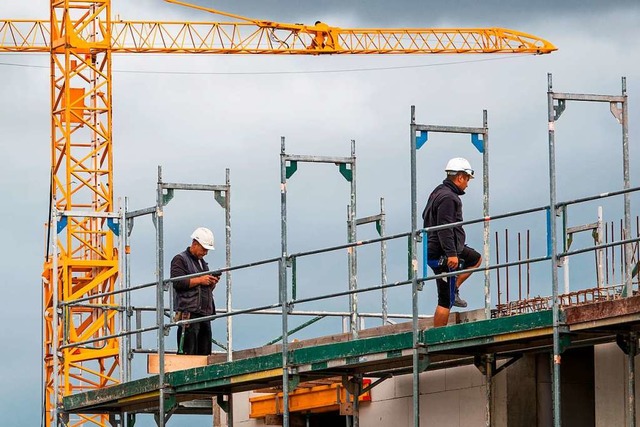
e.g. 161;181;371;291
422;158;482;327
171;227;220;355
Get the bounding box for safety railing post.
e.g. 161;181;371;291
155;166;167;427
409;105;421;427
547;73;562;427
279;137;291;427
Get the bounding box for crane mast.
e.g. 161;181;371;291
42;1;117;426
0;1;555;426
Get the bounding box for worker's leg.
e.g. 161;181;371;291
455;246;482;289
181;322;200;355
434;306;450;327
434;278;451;327
196;320;212;355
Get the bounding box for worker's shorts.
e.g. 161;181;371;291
429;245;481;309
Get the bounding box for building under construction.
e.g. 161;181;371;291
1;2;638;427
53;76;639;427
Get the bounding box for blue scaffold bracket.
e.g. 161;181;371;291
107;218;120;236
471;134;484;153
338;163;353;182
286;160;298;179
57;216;68;234
422;230;428;285
545;207;552;257
416;131;428;150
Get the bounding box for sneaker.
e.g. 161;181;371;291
453;290;467;308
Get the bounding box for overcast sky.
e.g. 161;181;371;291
1;1;639;426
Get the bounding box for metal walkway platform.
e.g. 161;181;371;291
63;295;640;415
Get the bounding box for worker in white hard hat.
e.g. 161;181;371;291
170;227;220;355
422;158;482;327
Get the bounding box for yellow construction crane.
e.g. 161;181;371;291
0;1;555;426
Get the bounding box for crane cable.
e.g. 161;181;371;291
0;54;538;75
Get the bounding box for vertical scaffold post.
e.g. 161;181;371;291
547;73;562;427
224;168;233;362
224;168;233;426
51;206;60;425
413;108;490;316
622;77;634;424
155;166;167;427
411;105;491;426
348;140;359;338
409;105;421;427
354;197;387;326
279;137;357;424
123;197;132;385
380;198;388;325
279;137;291;427
482;110;491;321
122;197;133;427
621;77;632;297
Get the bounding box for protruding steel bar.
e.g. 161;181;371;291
496;231;501;308
606;223;611;284
505;229;510;304
518;232;522;301
596;207;604;288
527;230;531;299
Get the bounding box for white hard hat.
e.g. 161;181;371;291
191;227;215;250
445;157;474;178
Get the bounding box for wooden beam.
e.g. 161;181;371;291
147;354;208;374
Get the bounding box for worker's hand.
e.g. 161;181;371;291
447;256;459;269
207;274;220;289
192;275;219;288
201;274;219;288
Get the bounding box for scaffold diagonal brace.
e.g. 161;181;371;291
213;189;226;208
553;99;566;121
610;101;623;124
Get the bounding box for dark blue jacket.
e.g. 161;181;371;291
422;179;466;258
171;248;216;315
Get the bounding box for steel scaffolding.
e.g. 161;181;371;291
56;75;639;427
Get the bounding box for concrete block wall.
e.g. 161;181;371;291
231;366;488;427
227;342;637;426
594;341;640;427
